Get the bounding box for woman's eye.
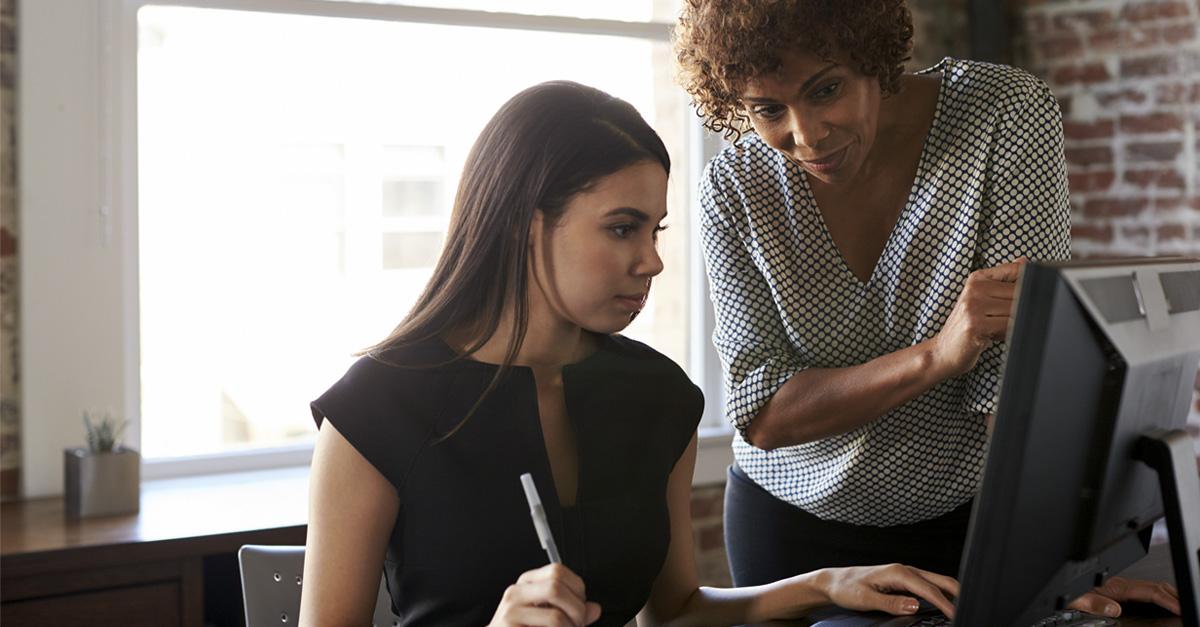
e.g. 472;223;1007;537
653;224;669;241
751;105;783;120
814;81;840;99
610;224;635;238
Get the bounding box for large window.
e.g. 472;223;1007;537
19;0;731;494
133;3;722;466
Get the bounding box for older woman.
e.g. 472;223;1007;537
673;1;1184;619
675;0;1061;594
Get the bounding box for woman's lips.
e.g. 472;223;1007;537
801;145;848;174
615;294;647;311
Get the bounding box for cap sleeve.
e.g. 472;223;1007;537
311;355;435;494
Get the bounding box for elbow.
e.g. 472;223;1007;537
744;409;821;451
744;416;785;451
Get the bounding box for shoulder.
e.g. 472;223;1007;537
603;335;703;405
606;334;678;370
701;134;790;223
333;337;451;387
317;336;460;415
704;134;786;189
939;57;1059;120
600;335;704;439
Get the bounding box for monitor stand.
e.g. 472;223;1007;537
1137;429;1200;627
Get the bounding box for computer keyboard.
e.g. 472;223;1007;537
810;608;1118;626
901;610;1117;626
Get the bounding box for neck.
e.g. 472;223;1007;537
853;73;926;186
453;295;595;369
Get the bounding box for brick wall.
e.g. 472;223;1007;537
0;0;18;501
1011;0;1200;444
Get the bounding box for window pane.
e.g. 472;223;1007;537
382;231;444;269
324;0;682;22
137;6;694;459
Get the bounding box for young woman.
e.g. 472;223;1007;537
673;0;1179;618
299;81;961;627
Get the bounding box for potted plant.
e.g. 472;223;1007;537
64;411;140;518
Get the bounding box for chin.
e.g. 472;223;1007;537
583;316;634;336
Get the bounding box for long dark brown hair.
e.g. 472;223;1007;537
365;81;670;438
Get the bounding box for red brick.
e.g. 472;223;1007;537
1073;222;1115;243
1154;196;1188;210
1064;119;1115;140
0;469;18;501
1058;95;1073;116
1156;82;1191;104
1157;223;1188;240
1027;13;1049;35
690;493;723;519
1163;22;1198;45
0;227;14;257
1053;63;1111;86
1069;170;1116;193
1121;1;1191;22
1121;54;1180;78
1126;141;1183;162
1086;198;1150;217
1078;250;1141;260
1124;168;1187;189
1096;89;1148;107
1121;225;1152;245
1053;9;1115;31
1038;35;1084;59
1089;29;1121;52
698;525;724;551
1120;112;1184;134
1066;146;1113;167
1124;25;1164;48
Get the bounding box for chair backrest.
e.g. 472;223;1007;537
238;544;399;627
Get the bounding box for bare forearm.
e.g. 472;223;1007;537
746;338;952;450
642;572;827;627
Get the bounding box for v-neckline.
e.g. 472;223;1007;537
433;333;610;511
795;59;949;289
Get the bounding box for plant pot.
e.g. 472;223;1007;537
64;447;141;519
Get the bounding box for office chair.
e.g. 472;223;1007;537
238;544;400;627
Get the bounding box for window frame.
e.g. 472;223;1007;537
19;0;731;496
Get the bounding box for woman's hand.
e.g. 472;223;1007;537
931;257;1028;378
487;563;602;627
1068;576;1181;618
816;564;960;618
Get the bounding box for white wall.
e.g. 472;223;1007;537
19;0;140;497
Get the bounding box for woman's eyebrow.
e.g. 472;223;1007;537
604;207;650;221
743;63;840;103
798;63;840;93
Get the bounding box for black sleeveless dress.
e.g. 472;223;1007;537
311;333;703;626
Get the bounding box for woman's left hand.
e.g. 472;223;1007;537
817;564;960;618
1068;576;1180;618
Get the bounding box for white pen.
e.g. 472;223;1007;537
519;472;562;564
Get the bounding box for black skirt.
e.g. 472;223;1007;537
723;463;972;586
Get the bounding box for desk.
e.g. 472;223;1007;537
1;467;309;627
758;543;1181;626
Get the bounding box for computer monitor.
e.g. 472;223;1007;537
955;257;1200;627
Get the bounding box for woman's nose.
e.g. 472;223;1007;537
789;109;830;150
638;240;664;278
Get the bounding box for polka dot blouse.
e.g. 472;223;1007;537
699;58;1072;526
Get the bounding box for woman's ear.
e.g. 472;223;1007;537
528;209;545;249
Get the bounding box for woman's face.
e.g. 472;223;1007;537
741;48;881;185
529;160;668;335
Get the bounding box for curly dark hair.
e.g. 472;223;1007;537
672;0;914;141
